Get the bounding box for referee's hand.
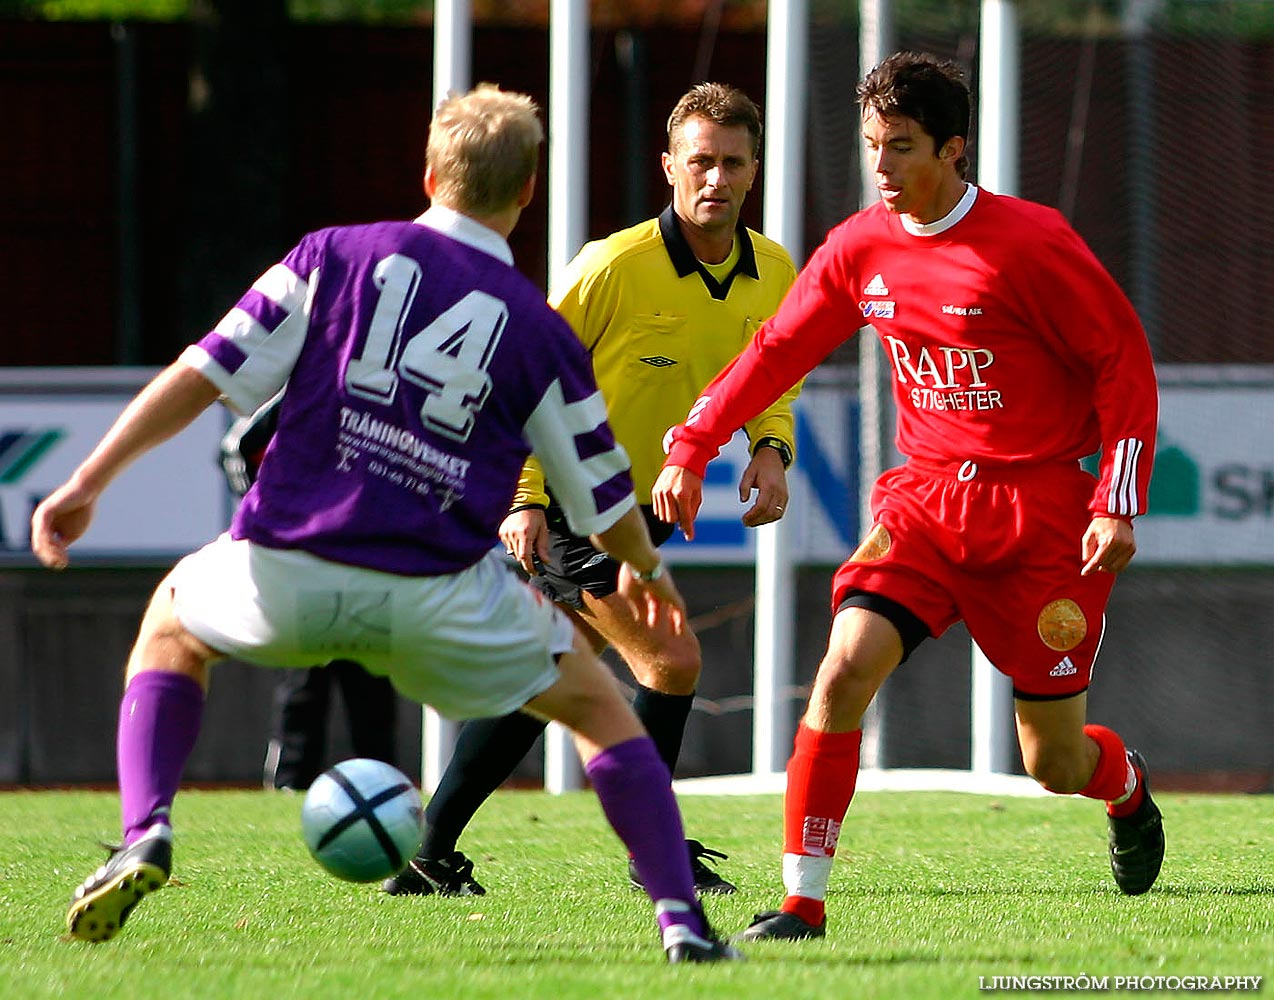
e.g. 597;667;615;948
500;507;550;576
739;446;789;527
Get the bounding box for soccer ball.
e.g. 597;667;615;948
301;758;425;883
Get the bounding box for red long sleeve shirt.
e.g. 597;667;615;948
666;186;1158;519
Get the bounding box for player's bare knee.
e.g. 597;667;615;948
624;627;701;694
538;651;627;725
1024;751;1088;795
812;654;881;712
126;584;216;685
540;672;642;747
639;652;701;694
127;633;212;686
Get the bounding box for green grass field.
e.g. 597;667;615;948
2;788;1270;999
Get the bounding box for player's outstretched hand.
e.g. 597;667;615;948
1081;515;1137;576
652;465;703;541
617;562;687;634
31;479;98;570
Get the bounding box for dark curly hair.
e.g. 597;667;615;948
858;52;971;179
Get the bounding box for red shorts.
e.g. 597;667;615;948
831;458;1116;698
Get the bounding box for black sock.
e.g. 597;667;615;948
266;668;331;789
631;684;694;777
422;711;546;858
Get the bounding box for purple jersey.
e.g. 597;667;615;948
182;207;635;575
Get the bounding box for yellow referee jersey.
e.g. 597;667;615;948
514;205;800;508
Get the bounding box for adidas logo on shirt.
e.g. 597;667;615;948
864;273;889;296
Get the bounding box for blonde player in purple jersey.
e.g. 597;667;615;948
384;82;799;901
32;84;740;964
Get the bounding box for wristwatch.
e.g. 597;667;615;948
628;561;665;583
752;436;793;469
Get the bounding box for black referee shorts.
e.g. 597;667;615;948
530;501;675;608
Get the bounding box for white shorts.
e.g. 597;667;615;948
169;534;574;720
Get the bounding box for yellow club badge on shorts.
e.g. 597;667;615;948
850;524;891;563
1037;598;1087;652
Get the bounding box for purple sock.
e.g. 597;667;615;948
585;736;704;937
117;671;204;844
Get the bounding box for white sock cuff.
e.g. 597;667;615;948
782;852;835;901
654;898;693;918
1109;758;1138;806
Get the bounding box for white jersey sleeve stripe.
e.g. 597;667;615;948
1109;438;1129;515
253;263;311;313
524;379;635;537
1126;437;1144;515
1108;436;1144;516
212;306;271;353
188;266;319;416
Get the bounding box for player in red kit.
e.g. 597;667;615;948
652;51;1165;942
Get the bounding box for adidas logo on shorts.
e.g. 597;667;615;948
1049;656;1078;678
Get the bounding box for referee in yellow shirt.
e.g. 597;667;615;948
384;82;801;898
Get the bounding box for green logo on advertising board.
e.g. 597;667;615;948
0;429;64;484
1146;444;1200;517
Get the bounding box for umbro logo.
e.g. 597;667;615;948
1049;656;1078;677
863;273;889;296
639;356;677;368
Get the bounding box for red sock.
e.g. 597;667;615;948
779;724;862;925
1081;723;1143;817
783;723;862;855
783;894;829;928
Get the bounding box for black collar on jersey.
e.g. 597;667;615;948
658;203;759;301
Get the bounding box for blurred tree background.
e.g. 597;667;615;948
4;0;1274;35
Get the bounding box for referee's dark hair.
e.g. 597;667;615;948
666;83;762;159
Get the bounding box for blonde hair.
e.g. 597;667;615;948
426;84;544;216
